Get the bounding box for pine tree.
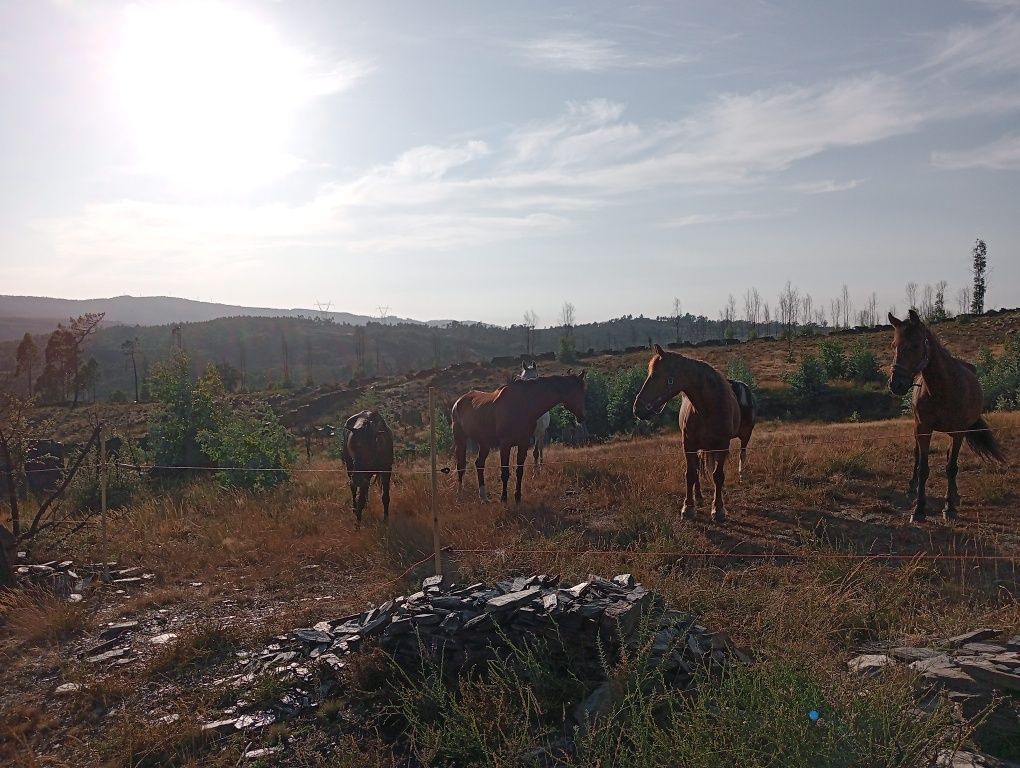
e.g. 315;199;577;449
971;238;987;314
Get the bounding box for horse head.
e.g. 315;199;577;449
633;344;681;419
887;309;930;396
557;370;586;424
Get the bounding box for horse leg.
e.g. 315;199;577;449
711;451;728;523
906;439;919;498
943;434;963;520
381;471;391;523
532;435;541;477
475;445;491;502
355;478;368;526
911;429;932;523
499;445;512;503
515;443;527;505
682;451;699;518
738;439;748;482
455;438;467;499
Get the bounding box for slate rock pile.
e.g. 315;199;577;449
209;574;750;735
13;555;154;600
849;628;1020;766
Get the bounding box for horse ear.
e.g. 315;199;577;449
907;308;921;324
653;343;665;356
888;312;902;328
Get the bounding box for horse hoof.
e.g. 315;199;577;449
711;507;726;524
680;503;697;519
909;513;926;524
942;506;958;520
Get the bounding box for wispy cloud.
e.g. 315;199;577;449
932;134;1020;170
40;74;922;260
786;178;865;194
515;32;691;72
661;209;794;228
922;13;1020;76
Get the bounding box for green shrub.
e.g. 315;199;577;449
607;367;648;434
848;341;882;383
978;336;1020;410
818;339;848;379
67;459;144;514
727;357;757;391
785;355;828;399
583;369;610;439
197;402;294;490
558;334;577;363
146;353;219;468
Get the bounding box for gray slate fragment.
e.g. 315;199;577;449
99;621;139;641
944;628;1001;648
847;654;892;678
485;587;540;613
889;646;941;663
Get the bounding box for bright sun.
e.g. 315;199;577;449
114;1;310;192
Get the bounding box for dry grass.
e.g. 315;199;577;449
0;588;92;653
4;411;1020;766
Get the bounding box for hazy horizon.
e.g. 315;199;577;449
2;0;1019;326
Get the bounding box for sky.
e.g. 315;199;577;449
1;0;1019;326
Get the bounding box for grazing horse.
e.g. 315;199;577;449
697;378;756;489
887;309;1005;522
452;372;587;503
517;361;552;473
633;345;741;523
340;410;394;525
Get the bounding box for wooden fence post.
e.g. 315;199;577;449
99;424;108;574
429;387;442;576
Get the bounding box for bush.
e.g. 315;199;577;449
67;458;143;514
607;367;648;434
558;334;577;363
818;339;848;379
785;355;828;399
726;357;757;391
979;336;1020;410
197;402;294;491
848;341;882;383
583;369;610;439
147;353;218;468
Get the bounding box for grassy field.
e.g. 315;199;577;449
2;409;1018;766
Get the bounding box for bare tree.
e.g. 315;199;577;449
778;281;799;339
956;286;971;316
830;297;842;330
905;282;919;310
672;298;683;342
800;294;814;330
121;337;141;402
840;284;852;329
743;288;762;337
560;302;576;329
523;310;539;356
67;313;105;408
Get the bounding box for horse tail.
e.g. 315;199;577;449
964;418;1006;464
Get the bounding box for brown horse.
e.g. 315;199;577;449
341;410;394;525
452;372;587;503
633;345;741;523
698;378;756;489
888;309;1005;522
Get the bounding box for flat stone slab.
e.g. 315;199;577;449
99;621;139;641
889;646;941;663
149;633;178;645
957;659;1020;692
485;587;540;613
53;682;81;696
943;629;1001;648
847;654;891;678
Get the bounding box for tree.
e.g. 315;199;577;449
957;286;971;316
905;282;919;310
67;313;105;408
38;326;75;403
523;310;538;356
930;281;949;323
121;337;141;402
80;357;100;403
558;302;576;363
971;238;987;314
15;334;39;397
672;298;683;342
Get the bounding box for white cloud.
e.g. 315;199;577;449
661;209;794;228
923;13;1020;75
932;134;1020;170
787;178;865;194
515;32;691;72
41;75;922;260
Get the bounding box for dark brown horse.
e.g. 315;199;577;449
341;410;394;525
633;345;741;523
452;372;587;503
888;309;1005;522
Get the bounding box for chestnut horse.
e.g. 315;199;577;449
517;360;552;474
698;378;756;489
888;309;1005;522
633;345;741;522
341;410;394;525
452;372;586;503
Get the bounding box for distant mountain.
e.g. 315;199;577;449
0;294;445;340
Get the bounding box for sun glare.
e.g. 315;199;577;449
114;1;309;192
